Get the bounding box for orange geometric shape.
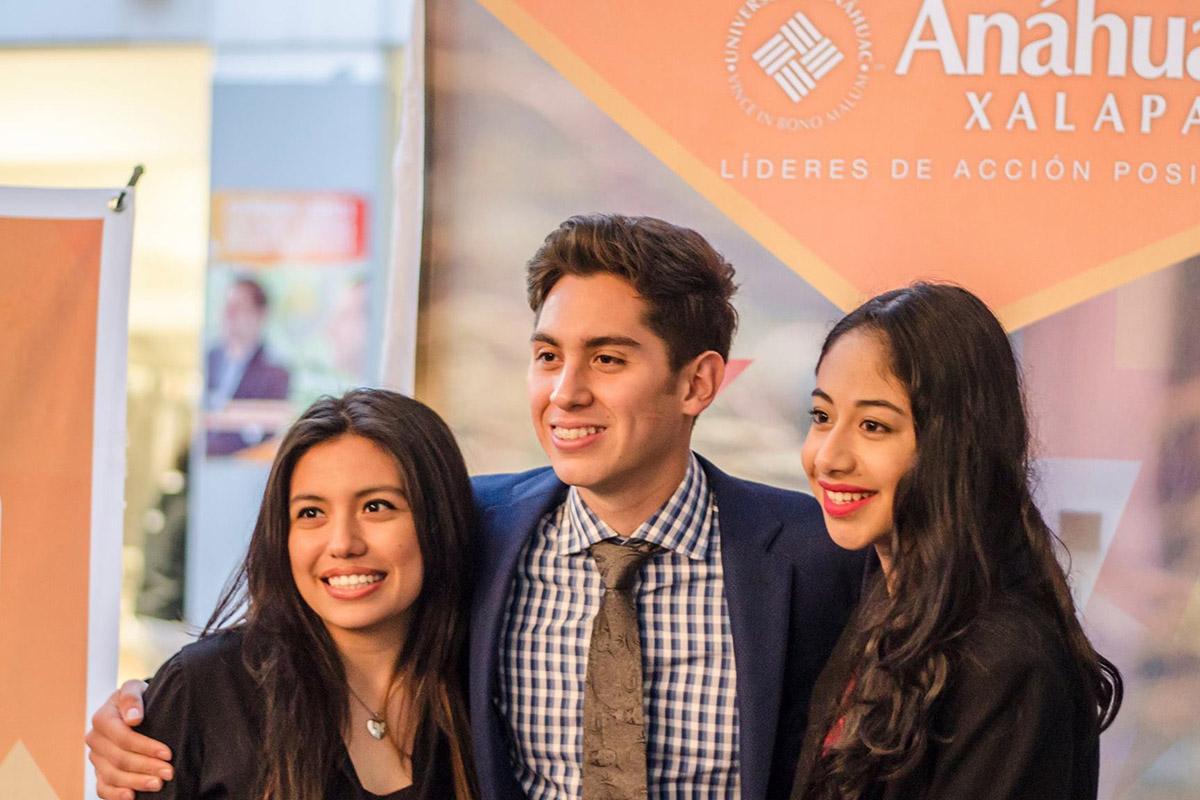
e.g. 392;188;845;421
0;741;62;800
478;0;1200;329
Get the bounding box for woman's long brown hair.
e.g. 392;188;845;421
206;389;479;800
802;284;1122;799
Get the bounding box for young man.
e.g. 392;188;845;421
87;214;865;800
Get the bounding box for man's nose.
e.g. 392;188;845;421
550;361;592;409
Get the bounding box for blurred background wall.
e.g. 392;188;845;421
0;0;413;680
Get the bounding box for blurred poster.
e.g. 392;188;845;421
0;186;133;800
414;1;1200;796
204;191;371;458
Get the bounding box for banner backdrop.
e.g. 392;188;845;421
478;0;1200;330
0;187;133;800
415;1;1200;797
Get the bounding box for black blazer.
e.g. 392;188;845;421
135;629;452;800
792;591;1100;800
468;455;869;800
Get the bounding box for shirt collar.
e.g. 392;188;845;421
558;452;712;561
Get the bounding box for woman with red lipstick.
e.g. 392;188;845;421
792;284;1122;800
131;389;478;800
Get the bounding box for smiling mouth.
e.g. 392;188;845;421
322;573;385;589
552;426;604;440
825;490;876;504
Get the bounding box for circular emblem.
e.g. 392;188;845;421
725;0;875;130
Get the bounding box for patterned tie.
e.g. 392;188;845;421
583;538;660;800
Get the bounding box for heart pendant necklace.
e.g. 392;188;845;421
365;716;387;741
347;683;388;741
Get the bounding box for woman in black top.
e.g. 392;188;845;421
793;284;1122;800
136;389;477;800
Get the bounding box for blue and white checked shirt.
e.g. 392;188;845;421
496;454;741;800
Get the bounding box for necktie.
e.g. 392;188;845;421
583;538;660;800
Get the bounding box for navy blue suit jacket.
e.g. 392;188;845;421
469;456;867;800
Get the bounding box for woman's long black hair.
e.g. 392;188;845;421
206;389;478;800
803;283;1122;798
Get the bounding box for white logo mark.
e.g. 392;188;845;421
752;12;845;102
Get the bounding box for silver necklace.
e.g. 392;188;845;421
347;683;388;741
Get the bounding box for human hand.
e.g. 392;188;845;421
85;680;173;800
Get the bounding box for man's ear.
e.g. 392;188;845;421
680;351;726;417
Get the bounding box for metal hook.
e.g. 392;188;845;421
108;164;145;213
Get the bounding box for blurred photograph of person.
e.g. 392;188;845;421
130;389;478;800
792;284;1123;800
204;276;292;457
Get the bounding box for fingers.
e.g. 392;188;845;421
85;723;174;779
95;774;136;800
88;689;172;760
86;684;173;795
90;750;163;798
115;679;149;725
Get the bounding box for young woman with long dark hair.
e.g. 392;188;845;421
133;389;478;800
792;283;1122;800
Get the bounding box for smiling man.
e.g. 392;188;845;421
87;214;866;800
468;215;866;800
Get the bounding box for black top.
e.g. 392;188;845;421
134;628;454;800
791;589;1101;800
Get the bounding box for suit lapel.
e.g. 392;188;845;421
703;459;791;800
469;470;567;799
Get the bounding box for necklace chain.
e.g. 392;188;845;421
347;683;388;740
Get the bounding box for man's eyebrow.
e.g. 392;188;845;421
584;335;642;349
529;333;642;349
811;389;908;416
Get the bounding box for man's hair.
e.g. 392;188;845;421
233;277;269;312
525;214;739;370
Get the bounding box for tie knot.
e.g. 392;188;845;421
589;539;659;591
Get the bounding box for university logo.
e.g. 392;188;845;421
726;0;874;131
753;12;844;103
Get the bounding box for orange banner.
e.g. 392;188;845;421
0;216;104;799
0;186;131;800
479;0;1200;328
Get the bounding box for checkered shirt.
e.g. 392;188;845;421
496;454;741;800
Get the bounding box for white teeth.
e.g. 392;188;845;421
326;573;384;588
553;426;601;440
827;491;873;504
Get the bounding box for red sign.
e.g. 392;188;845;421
211;192;368;265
